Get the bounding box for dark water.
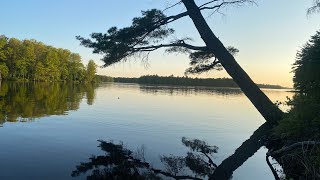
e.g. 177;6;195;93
0;81;293;180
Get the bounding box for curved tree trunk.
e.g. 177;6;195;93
182;0;283;123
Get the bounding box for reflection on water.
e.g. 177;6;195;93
72;122;272;180
139;85;243;97
0;81;96;125
0;82;294;179
72;138;218;180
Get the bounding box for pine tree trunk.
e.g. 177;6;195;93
182;0;283;123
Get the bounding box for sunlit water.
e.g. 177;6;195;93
0;82;294;180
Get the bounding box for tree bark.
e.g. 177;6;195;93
182;0;283;123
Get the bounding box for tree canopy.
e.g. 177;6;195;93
76;2;243;75
0;35;98;82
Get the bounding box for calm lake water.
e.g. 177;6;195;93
0;82;293;180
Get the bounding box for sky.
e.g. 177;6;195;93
0;0;319;87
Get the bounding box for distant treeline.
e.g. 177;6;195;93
0;35;97;82
97;75;286;89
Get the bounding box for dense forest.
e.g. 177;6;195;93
0;35;97;82
98;75;286;89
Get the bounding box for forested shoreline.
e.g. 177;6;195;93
0;35;97;82
96;74;287;89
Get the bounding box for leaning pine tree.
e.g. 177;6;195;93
77;0;283;123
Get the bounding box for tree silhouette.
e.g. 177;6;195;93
71;138;219;180
308;0;320;15
71;124;274;180
77;0;283;123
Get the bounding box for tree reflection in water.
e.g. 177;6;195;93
72;123;273;180
72;138;219;180
0;81;96;125
139;85;242;97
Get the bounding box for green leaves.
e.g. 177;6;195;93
86;60;98;83
0;63;9;78
0;36;94;82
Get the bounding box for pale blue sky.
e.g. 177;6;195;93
1;0;319;87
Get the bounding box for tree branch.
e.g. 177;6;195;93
266;141;320;156
131;11;189;49
163;1;183;12
133;43;207;52
264;141;320;180
199;0;252;11
199;0;220;9
201;152;218;168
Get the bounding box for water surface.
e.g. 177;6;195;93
0;82;293;179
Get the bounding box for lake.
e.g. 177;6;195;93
0;82;293;180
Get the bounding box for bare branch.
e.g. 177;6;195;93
163;1;182;12
199;0;254;11
199;0;220;9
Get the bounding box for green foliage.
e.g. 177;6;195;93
95;75;114;82
0;35;97;82
275;95;320;139
0;35;8;61
0;63;9;78
85;60;98;83
275;30;320;139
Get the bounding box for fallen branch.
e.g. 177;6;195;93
267;141;320;157
265;141;320;180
